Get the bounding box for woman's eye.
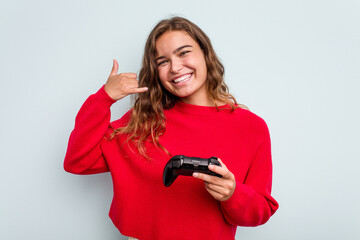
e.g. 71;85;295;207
157;60;168;66
179;51;190;57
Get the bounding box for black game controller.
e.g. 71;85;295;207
163;155;222;187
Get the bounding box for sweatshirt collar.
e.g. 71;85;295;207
171;100;232;116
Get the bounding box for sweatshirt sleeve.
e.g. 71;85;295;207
63;86;116;175
220;120;279;226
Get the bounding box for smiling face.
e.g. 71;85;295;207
155;31;211;106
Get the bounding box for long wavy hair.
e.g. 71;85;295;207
111;16;243;159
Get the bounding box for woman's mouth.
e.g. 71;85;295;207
172;73;192;84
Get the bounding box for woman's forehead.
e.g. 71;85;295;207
155;31;199;55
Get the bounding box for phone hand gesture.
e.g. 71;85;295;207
104;59;148;101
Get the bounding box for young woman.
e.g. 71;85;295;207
64;17;279;240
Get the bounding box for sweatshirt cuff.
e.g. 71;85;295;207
220;180;247;209
94;85;117;107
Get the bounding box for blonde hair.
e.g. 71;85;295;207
111;17;243;159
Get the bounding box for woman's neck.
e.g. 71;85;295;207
179;95;225;107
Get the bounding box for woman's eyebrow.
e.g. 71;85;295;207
155;45;193;62
173;45;192;54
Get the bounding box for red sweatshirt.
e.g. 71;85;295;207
64;86;279;240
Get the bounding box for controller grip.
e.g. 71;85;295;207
163;160;177;187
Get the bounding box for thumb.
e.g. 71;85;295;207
109;59;119;76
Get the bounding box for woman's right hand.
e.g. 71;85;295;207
104;59;148;101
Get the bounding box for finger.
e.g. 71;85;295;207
193;172;223;185
204;182;224;195
215;158;227;170
208;189;232;201
209;158;233;179
120;72;138;78
110;59;119;77
205;180;235;196
208;164;228;178
205;181;235;201
127;87;148;94
204;187;226;201
120;79;146;89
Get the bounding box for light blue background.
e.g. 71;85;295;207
1;0;359;239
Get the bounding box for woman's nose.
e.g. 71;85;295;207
170;58;183;73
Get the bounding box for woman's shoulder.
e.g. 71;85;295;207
233;106;269;134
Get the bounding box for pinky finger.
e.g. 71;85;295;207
130;87;148;93
205;187;225;201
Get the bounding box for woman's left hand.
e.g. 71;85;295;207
193;158;236;201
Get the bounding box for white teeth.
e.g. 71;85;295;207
173;74;191;83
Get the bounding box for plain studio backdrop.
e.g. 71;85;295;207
1;0;359;239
